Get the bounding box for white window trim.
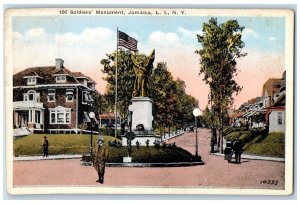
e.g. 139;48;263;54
49;107;71;124
56;75;67;83
65;89;74;102
26;77;37;85
23;90;39;102
82;91;94;104
48;89;56;102
82;91;88;104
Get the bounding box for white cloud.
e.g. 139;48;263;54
269;36;276;41
25;27;46;37
243;28;260;38
177;27;202;42
148;31;181;47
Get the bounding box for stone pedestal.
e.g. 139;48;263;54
121;97;160;146
131;97;153;131
123;157;132;163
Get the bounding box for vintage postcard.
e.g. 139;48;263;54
5;8;294;195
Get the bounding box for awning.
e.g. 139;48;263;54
83;112;91;123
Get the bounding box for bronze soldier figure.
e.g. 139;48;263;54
93;138;109;184
130;49;155;97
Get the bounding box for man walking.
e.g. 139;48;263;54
233;139;243;163
93;138;109;184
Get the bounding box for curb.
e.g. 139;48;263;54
106;161;204;167
14;156;204;167
211;153;285;162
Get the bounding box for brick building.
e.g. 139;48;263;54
13;58;100;135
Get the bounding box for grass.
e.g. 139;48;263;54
14;134;198;163
223;127;285;158
14;134;119;156
244;132;285;158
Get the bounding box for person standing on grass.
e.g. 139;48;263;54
93;138;109;184
42;136;49;157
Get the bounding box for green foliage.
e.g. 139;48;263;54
244;133;285;158
107;146;198;163
196;18;246;133
14;134;197;163
14;134;119;156
149;62;198;131
223;128;285;158
100;49;135;119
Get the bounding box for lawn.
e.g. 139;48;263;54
223;127;285;158
14;133;116;156
244;132;285;158
14;134;198;163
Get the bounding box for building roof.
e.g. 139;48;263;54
99;113;115;119
73;72;96;84
23;71;43;78
261;78;281;97
13;65;97;87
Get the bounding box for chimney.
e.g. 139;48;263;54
55;58;64;69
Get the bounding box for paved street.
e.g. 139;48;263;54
13;129;285;189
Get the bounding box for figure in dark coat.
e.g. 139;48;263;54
93;139;109;184
233;139;243;163
42;136;49;157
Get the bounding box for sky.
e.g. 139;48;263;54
12;14;286;110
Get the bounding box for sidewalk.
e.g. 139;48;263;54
211;152;285;162
14;154;82;161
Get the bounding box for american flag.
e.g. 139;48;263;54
118;31;138;51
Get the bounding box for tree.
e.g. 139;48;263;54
149;62;198;138
195;18;246;153
174;79;198;130
100;49;135;120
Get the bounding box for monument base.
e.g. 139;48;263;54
131;97;153;131
123;157;132;163
122;131;160;146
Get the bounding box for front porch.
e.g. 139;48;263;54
13;101;45;133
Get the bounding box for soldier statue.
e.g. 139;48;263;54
130;49;155;97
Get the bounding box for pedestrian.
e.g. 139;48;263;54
136;140;140;149
42;136;49;157
93;138;109;184
146;139;150;148
233;139;243;163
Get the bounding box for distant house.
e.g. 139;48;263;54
266;71;286;133
13;58;100;135
266;94;285;133
261;78;281;108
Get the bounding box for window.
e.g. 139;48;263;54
56;75;67;83
82;91;94;104
35;111;41;123
49;107;71;124
277;112;283;125
65;89;74;102
27;77;37;85
23;90;39;102
48;89;56;102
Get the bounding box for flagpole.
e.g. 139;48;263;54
115;27;118;138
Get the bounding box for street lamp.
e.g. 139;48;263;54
193;108;202;157
89;112;95;156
